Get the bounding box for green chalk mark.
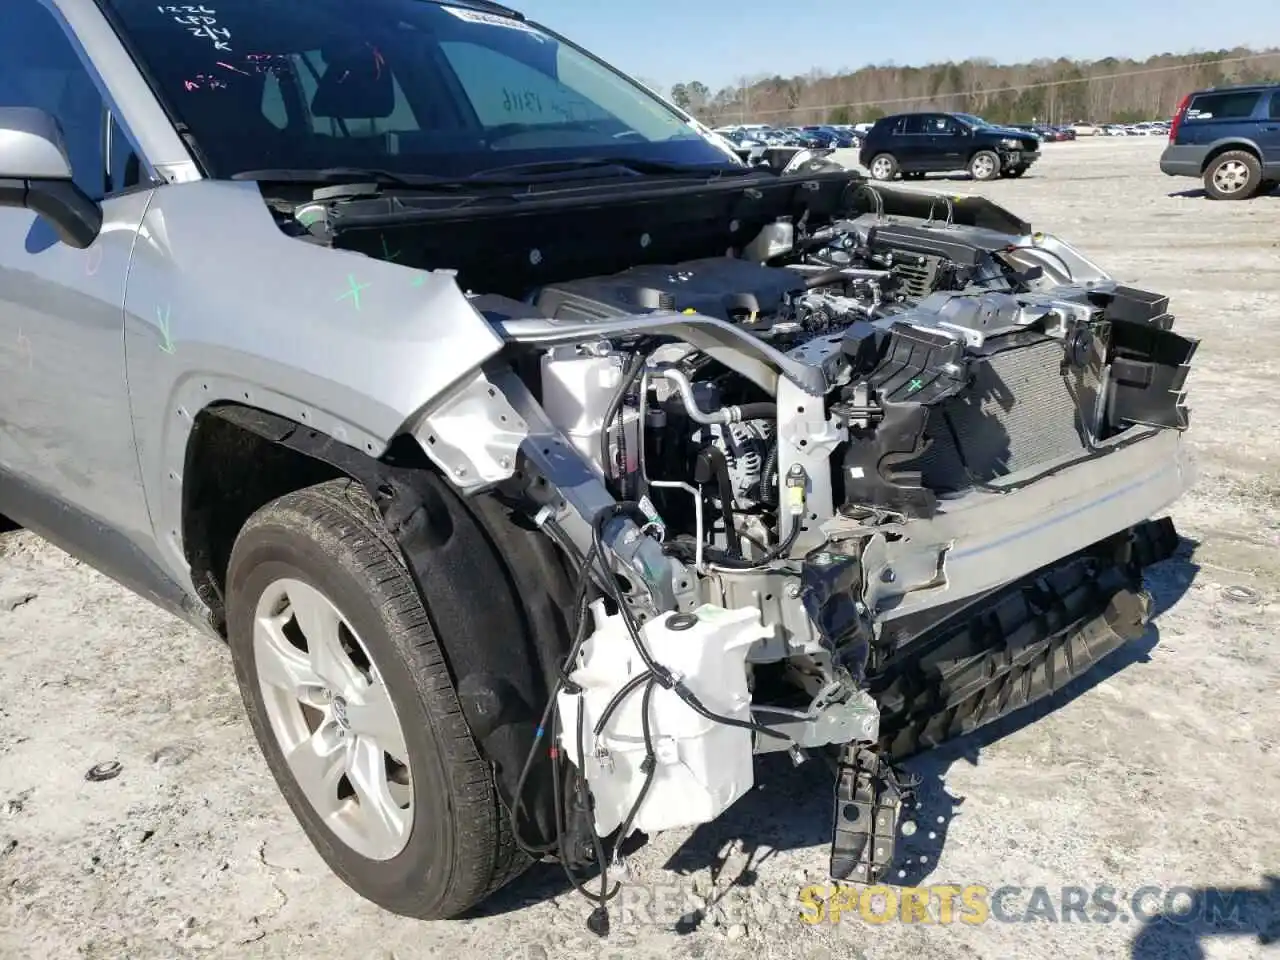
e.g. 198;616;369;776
381;235;401;262
907;377;923;393
411;273;427;287
337;274;371;310
157;305;175;354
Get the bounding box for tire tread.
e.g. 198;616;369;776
233;478;526;918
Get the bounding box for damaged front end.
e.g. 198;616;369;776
288;169;1196;899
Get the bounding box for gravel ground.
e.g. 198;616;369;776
1;138;1278;960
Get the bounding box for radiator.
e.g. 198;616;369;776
907;339;1091;492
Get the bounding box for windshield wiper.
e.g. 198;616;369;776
232;167;462;188
231;157;759;198
463;156;754;180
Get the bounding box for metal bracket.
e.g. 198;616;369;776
831;745;916;884
752;690;880;755
411;367;526;492
775;376;846;554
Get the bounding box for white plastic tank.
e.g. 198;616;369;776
540;349;640;477
557;603;770;837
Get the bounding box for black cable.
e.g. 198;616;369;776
589;505;676;689
589;503;795;745
760;442;779;506
506;564;593;856
708;509;801;571
576;687;617;908
610;678;659;846
592;671;653;737
702;446;744;558
549;704;620;906
598;352;646;497
514;497;799;916
672;681;792;740
506;692;561;856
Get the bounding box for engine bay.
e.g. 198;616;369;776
272;168;1198;892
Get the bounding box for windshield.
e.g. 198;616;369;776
953;113;990;129
102;0;737;178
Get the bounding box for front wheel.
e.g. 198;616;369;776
868;153;899;180
968;150;1001;181
225;478;527;919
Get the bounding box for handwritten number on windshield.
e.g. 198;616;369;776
502;89;543;114
157;5;232;52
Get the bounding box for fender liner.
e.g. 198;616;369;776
207;405;572;847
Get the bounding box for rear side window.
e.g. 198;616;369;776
901;115;927;135
1270;93;1280;120
1186;91;1261;120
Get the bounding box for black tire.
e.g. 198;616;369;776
1202;150;1262;200
225;478;527;919
968;149;1001;182
868;153;899;181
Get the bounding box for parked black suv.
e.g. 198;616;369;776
1159;83;1280;200
858;111;1040;182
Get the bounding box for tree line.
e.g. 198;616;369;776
665;47;1280;127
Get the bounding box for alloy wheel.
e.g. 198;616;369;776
1212;159;1251;195
253;577;413;861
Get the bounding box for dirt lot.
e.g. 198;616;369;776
1;138;1278;960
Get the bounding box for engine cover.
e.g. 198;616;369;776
534;257;807;326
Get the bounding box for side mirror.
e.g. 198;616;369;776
0;107;101;249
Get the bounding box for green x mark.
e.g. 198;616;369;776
907;377;924;393
380;235;401;262
337;274;372;310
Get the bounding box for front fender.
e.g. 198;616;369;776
122;179;503;588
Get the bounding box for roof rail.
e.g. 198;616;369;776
446;0;525;19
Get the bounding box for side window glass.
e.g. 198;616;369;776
902;115;927;136
0;0;106;199
1270;94;1280;120
1186;91;1260;120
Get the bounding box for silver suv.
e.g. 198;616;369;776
0;0;1196;923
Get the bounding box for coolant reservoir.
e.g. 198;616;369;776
557;604;770;837
540;350;640;477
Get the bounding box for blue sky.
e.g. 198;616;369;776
515;0;1280;91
